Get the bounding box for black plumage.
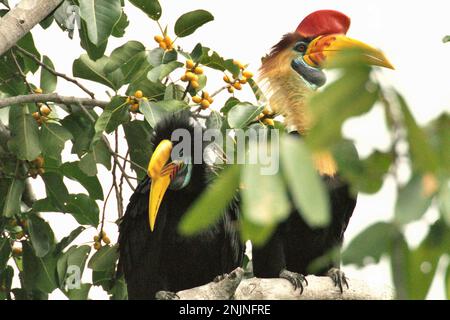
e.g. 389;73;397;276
118;111;242;299
252;165;357;290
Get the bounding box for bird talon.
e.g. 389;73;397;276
327;268;349;294
279;269;308;294
213;273;228;283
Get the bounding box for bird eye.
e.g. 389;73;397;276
294;42;307;53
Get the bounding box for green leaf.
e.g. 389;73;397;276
65;194;100;227
67;283;92;300
140;99;189;128
79;0;122;46
123;120;152;180
227;103;264;128
91;96;128;145
395;175;433;225
129;0;161;20
40;123;73;161
111;10;129;38
16;32;40;74
206;110;223;130
0;237;11;270
164;83;185;101
342;222;397;267
147;61;183;83
79;19;108;60
199;47;239;76
55;227;86;254
443;36;450;43
40;56;57;93
240;216;276;248
439;182;450;226
105;41;145;73
2;178;25;218
78;139;112;176
397;93;439;173
60;162;104;200
333;142;391;194
406;220;449;299
307;69;378;149
73;54;123;90
22;241;58;293
27;214;55;258
42;172;69;210
281;136;330;227
247;78;266;103
175;10;214;38
221;97;240;114
242;161;290;227
179;165;241;235
8;106;41;161
446;264;450;299
88;245;119;271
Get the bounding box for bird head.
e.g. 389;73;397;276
261;10;393;89
259;10;393;133
146;112;198;232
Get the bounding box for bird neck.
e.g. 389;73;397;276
260;52;314;135
260;58;337;177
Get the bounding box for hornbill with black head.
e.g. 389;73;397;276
118;111;242;299
252;10;393;292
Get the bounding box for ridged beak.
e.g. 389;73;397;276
303;34;394;69
147;139;173;232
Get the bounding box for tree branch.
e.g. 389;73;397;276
168;268;394;300
0;0;63;56
14;46;96;98
0;93;109;109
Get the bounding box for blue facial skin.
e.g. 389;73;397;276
169;161;192;191
291;57;327;89
291;40;327;89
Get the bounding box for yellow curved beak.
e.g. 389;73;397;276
147;140;173;232
304;34;394;70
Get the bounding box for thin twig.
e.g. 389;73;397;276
118;150;129;218
10;50;34;94
14;46;96;98
211;85;228;98
111;151;147;173
15;46;92;97
100;184;114;241
76;103;136;191
113;129;123;218
0;93;109;109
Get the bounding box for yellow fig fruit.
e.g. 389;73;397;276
192;96;202;104
103;236;111;245
233;82;242;90
186;60;195;69
227;86;235;94
190;80;200;89
263;118;275;126
34;88;43;94
93;242;102;250
130;103;139;113
134;90;143;99
32;112;40;120
223;75;230;83
154;35;164;43
243;70;254;79
201;100;210;109
39;105;51;116
194;67;203;75
239;77;247;84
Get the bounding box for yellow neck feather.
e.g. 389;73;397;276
259;51;337;176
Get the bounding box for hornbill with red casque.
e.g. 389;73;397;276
118;111;242;299
252;10;393;292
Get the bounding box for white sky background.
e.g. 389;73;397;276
5;0;450;299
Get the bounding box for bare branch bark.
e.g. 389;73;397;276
234;276;394;300
0;93;109;109
169;268;394;300
0;0;63;56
